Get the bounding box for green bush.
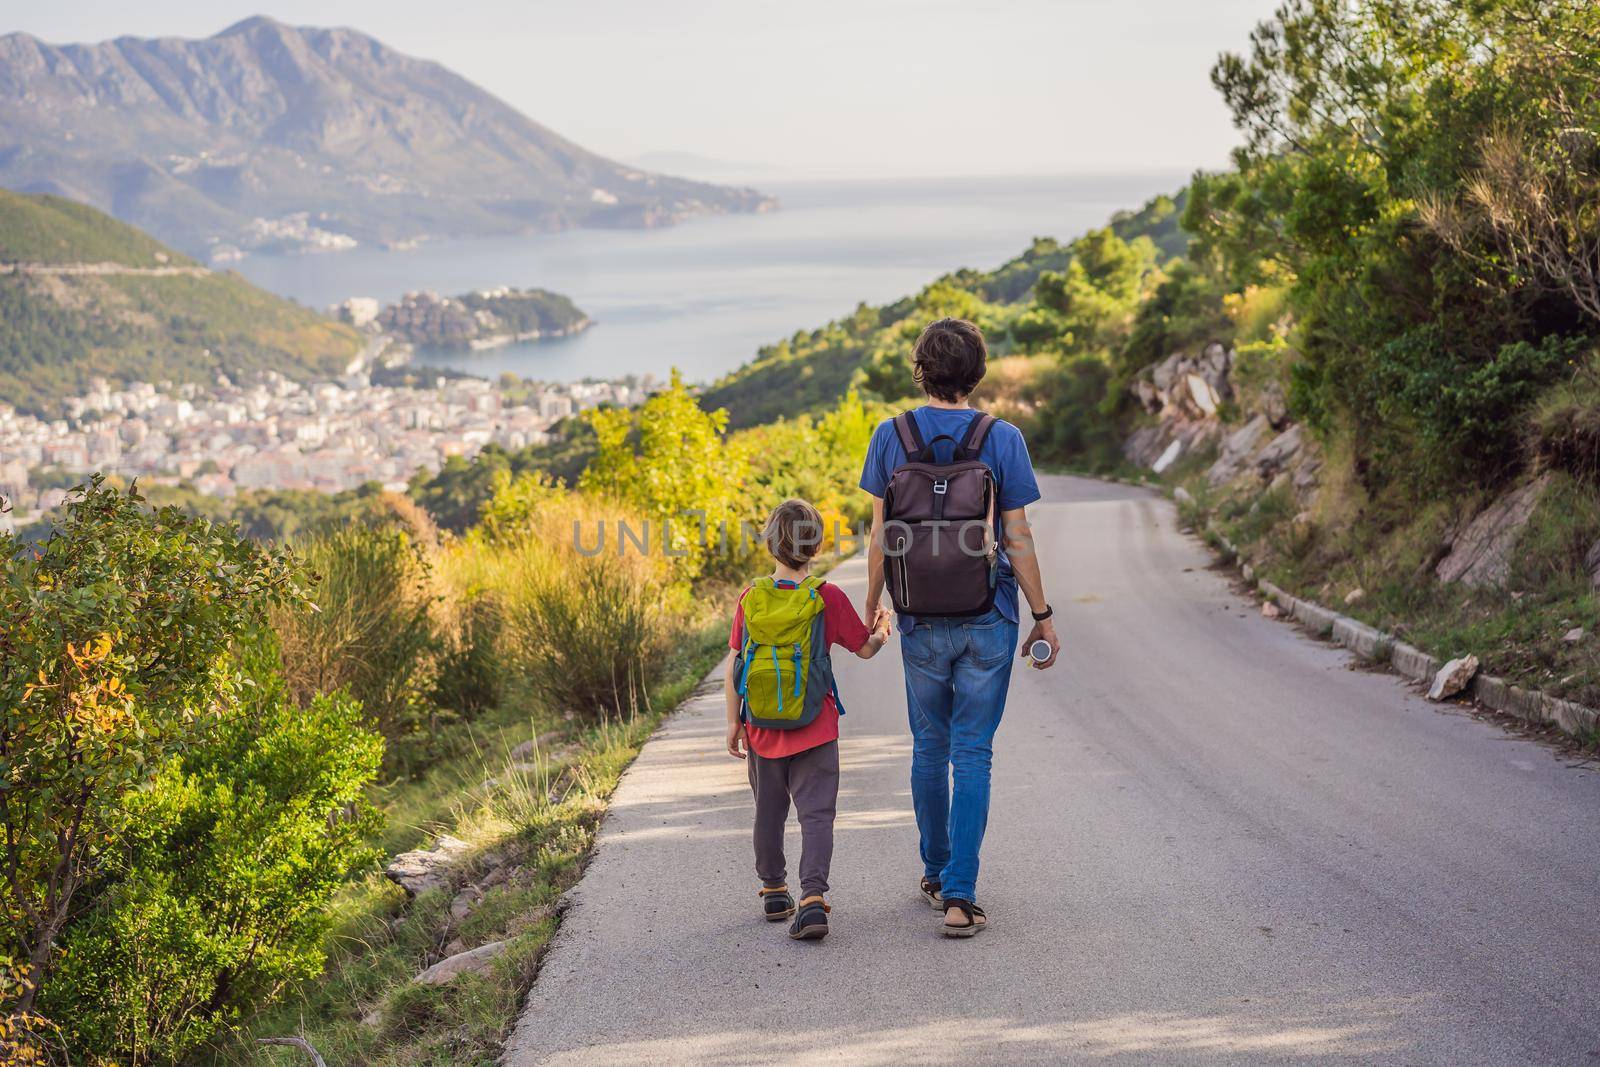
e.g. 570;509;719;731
1029;356;1127;470
505;557;664;720
433;591;504;719
1374;327;1584;488
1526;360;1600;481
41;670;382;1064
0;478;305;1029
443;490;676;722
272;525;442;773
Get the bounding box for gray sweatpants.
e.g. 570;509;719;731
747;740;839;899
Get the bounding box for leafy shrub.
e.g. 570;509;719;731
580;370;751;579
443;493;677;722
504;555;665;719
1029;356;1127;470
432;591;503;718
272;525;441;772
1375;327;1584;488
41;669;382;1065
0;478;304;1021
1526;360;1600;481
737;390;893;530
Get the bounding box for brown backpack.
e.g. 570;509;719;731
881;410;999;617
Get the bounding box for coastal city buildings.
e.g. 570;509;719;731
0;371;646;532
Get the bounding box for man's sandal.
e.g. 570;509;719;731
759;885;795;922
941;899;986;938
920;877;944;910
788;895;831;940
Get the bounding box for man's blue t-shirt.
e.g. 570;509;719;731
859;407;1041;631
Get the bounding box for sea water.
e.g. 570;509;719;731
233;173;1186;384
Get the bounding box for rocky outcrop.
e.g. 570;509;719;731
377;288;590;350
1206;414;1270;486
1435;476;1552;587
1134;343;1233;422
1129;343;1321;511
1253;424;1306;481
384;834;471;897
1124;419;1221;472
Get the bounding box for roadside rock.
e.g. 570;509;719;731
1185;373;1222;415
1150;352;1181;394
1254;424;1305;480
1427;655;1480;702
414;939;509;985
1436;476;1551;587
1135;346;1233;420
1259;381;1290;427
1261;600;1283;619
1344;588;1365;605
1562;627;1587;644
1123;425;1168;468
1292;454;1322;496
1173;486;1194;506
1206;414;1270;487
1587;538;1600;591
385;834;471;897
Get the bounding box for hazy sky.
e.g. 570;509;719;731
5;1;1269;179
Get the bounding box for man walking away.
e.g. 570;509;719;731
859;317;1059;937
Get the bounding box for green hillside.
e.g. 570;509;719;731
701;191;1190;428
0;189;362;414
0;191;191;266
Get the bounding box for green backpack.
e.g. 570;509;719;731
734;576;841;730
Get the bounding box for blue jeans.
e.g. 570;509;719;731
901;608;1018;903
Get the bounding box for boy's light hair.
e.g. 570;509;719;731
763;499;824;569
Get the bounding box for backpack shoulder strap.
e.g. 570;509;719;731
956;411;998;461
892;411;927;463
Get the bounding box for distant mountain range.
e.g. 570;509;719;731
0;16;776;259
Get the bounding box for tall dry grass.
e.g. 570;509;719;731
272;524;443;771
438;492;688;723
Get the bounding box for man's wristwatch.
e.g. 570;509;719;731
1030;604;1054;621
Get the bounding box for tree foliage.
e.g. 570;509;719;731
580;370;751;576
0;478;305;1013
1194;0;1600;489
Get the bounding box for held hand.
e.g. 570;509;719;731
1022;616;1060;670
872;605;894;640
726;722;747;759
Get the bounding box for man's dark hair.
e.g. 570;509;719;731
911;318;987;401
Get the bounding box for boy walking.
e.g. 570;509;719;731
726;499;891;940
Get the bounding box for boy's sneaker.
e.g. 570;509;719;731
920;877;943;910
788;895;830;940
759;885;795;922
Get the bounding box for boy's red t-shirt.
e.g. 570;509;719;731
729;580;869;759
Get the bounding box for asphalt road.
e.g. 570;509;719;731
502;475;1600;1066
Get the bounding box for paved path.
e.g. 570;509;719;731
503;476;1600;1066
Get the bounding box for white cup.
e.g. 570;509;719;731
1028;639;1053;664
